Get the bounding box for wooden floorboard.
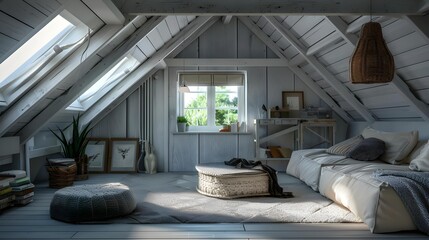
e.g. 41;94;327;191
0;173;427;239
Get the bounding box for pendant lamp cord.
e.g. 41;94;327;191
369;0;373;22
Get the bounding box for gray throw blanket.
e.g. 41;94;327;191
373;170;429;235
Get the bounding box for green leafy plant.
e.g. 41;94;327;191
177;116;188;123
50;114;92;162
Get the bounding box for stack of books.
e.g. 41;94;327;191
1;170;34;206
0;174;15;211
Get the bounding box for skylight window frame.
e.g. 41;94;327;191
0;10;90;107
67;55;141;111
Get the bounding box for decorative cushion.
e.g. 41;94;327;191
361;127;418;164
346;138;385;161
403;140;427;164
326;135;363;155
409;140;429;172
50;183;136;222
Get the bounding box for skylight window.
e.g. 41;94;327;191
0;15;74;86
68;56;140;111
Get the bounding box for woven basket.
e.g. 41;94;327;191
46;163;77;189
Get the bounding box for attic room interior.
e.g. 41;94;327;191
1;0;429;239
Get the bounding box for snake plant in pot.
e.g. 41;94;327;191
50;114;93;180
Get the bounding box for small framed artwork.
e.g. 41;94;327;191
85;138;108;173
109;138;139;172
282;91;304;110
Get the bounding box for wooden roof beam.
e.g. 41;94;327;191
326;16;429;121
120;0;428;15
81;16;219;127
16;17;166;144
265;16;375;122
238;16;352;123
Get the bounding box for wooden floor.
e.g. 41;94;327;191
0;173;427;239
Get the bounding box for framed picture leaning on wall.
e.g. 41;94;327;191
282;91;304;110
109;138;139;172
85;138;109;173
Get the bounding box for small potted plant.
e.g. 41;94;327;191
50;114;93;180
177;116;188;132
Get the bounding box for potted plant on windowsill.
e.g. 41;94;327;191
177;116;188;132
50;114;93;180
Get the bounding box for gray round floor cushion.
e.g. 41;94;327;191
50;183;136;222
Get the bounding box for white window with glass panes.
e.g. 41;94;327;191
178;72;246;132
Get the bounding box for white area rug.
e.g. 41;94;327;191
112;173;362;224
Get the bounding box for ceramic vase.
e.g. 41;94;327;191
144;142;157;174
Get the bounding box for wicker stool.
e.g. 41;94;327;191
50;183;136;222
195;163;270;199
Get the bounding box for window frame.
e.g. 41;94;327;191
178;72;246;132
0;10;89;106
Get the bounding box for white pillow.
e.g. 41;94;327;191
409;140;429;171
403;140;427;164
361;127;418;164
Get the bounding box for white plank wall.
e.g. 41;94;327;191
166;18;343;171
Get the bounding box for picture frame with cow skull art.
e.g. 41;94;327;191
109;138;139;172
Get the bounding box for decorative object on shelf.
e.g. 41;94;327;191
350;1;394;84
109;138;139;172
50;114;92;181
282;91;304;110
85;138;108;173
144;141;157;174
177;116;188;132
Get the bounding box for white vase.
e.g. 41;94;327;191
144;143;157;174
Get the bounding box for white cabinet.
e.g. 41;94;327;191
254;118;336;161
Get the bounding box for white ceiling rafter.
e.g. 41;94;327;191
238;16;352;123
16;16;167;144
120;0;428;15
265;16;375;122
0;24;122;138
326;16;429;121
81;16;219;127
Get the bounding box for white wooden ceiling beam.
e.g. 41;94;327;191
165;58;285;67
404;15;429;44
16;17;166;143
81;16;219;127
222;15;233;24
326;16;429;121
58;0;104;30
82;0;125;24
0;25;121;138
121;0;427;15
265;16;375;122
238;16;352;123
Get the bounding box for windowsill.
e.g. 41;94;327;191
172;131;251;135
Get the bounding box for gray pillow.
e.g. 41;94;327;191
326;135;363;155
346;138;385;161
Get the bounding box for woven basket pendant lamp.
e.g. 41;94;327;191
350;22;395;84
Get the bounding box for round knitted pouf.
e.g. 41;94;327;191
50;183;136;222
